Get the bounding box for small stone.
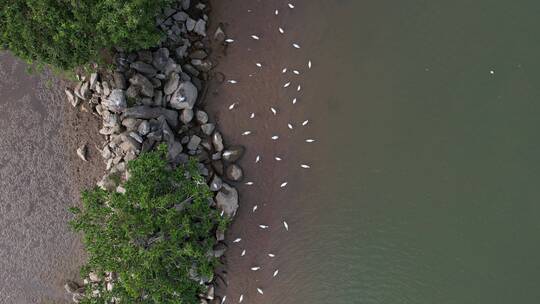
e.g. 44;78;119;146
187;135;201;151
103;89;127;113
191;59;213;72
121;117;141;130
194;19;207;36
129;131;143;143
65;88;79;107
186;18;196;31
164;73;180;95
196;110;209;124
181;0;190;10
130;61;157;77
216;183;238;217
201;123;215;135
137;50;153;63
210;175;223;191
170;81;198;109
225;164;243;181
173;11;189;21
77;145;87;161
214;26;226;43
89;73;99;90
189;50;208;60
212;132;224;151
138;120;150;136
153;90;163;107
222;146;245;162
152;48;170;71
129;74;154;97
213;243;226;258
64;281;79;294
113;72;127;89
180;108;194;124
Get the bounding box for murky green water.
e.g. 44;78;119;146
281;1;540;303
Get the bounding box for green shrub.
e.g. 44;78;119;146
0;0;172;70
70;146;227;303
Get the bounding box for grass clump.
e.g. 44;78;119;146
69;146;227;303
0;0;172;70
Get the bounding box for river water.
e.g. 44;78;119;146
209;0;540;303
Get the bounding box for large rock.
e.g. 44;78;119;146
129;74;154;97
122;106;178;128
222;146;245;162
102;89;127;113
216;184;238;217
130;61;157;77
170;81;198;110
225;164;243;181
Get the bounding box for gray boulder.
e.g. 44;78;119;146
216;184;238;217
130;61;157;77
123;106;178;128
170;81;198;109
103;89;127;113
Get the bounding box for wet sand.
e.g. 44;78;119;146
0;52;104;304
205;1;322;302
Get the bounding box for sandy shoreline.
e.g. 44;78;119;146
0;53;104;304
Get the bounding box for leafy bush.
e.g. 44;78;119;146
0;0;172;69
70;146;227;303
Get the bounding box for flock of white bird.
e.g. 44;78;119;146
219;2;313;303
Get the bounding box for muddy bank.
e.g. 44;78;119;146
0;53;104;304
204;0;318;302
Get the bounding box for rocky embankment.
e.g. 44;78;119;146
63;1;239;303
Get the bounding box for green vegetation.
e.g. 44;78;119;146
70;146;227;303
0;0;172;70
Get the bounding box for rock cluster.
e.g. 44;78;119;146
65;1;239;303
